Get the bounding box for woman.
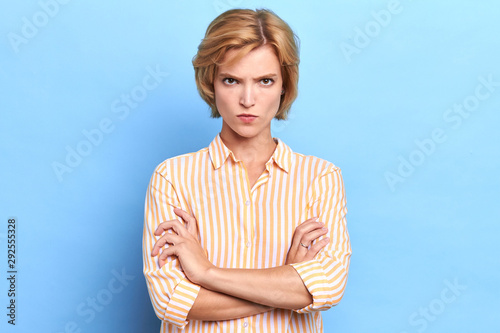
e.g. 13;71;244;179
143;8;351;332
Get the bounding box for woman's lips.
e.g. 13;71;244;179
237;114;257;123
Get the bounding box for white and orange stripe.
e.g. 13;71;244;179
143;134;351;332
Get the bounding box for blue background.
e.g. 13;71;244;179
1;0;499;332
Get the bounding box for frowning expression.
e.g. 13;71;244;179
214;45;283;141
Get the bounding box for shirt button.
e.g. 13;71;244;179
245;200;251;206
243;322;248;328
246;242;251;248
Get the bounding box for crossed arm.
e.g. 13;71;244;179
151;208;330;321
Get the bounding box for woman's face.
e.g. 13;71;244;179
214;45;283;142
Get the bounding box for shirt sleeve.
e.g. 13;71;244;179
290;165;352;313
143;169;200;329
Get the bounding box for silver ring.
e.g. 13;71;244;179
300;242;308;248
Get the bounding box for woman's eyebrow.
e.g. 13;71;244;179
218;72;240;79
218;72;278;80
255;73;278;80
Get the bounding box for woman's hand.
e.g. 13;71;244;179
285;217;329;265
151;208;213;284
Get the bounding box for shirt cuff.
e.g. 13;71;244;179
290;260;330;313
162;278;201;329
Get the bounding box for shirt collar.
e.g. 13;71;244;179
208;134;232;170
208;134;292;173
270;138;292;173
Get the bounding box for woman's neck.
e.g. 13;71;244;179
219;130;277;166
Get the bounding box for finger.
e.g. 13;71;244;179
296;241;309;255
154;219;183;236
153;232;183;259
174;208;198;237
297;217;320;229
154;220;186;237
151;225;184;256
173;208;188;223
288;218;325;262
151;235;169;256
294;218;324;238
300;227;329;247
304;237;330;261
158;244;177;268
292;219;324;247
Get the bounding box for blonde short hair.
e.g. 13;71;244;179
192;8;300;120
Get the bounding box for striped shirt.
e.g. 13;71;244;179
143;135;351;332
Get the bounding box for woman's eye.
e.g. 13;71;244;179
223;78;237;85
261;78;274;85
